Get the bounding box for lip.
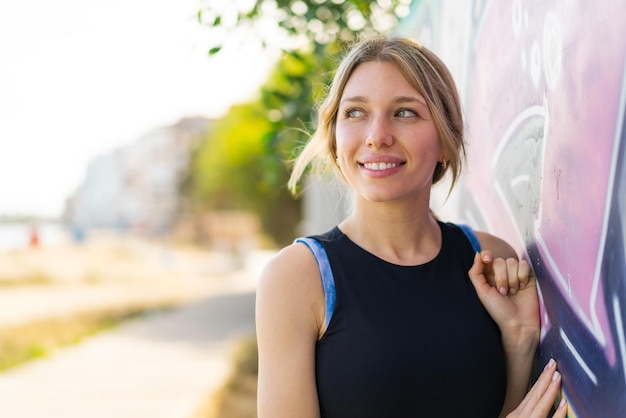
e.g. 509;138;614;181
358;156;405;177
358;155;405;165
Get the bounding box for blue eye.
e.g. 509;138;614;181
344;108;365;118
396;109;418;118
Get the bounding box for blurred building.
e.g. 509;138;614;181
64;117;210;236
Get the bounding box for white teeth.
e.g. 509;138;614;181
363;162;400;171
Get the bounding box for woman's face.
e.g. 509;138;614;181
335;61;443;204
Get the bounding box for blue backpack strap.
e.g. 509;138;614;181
295;237;336;329
458;224;482;253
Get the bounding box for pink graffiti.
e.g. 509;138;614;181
465;0;626;366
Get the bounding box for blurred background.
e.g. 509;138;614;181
6;1;623;417
0;1;411;417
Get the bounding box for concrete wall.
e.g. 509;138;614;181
299;175;352;237
399;1;626;416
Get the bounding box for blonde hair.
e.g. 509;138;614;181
288;36;465;195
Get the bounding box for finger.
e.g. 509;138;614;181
519;359;557;410
517;259;531;290
532;370;563;418
468;253;514;323
468;252;485;282
506;258;520;295
481;250;493;267
552;399;567;418
517;360;564;417
469;250;493;277
468;252;495;297
491;258;509;296
552;398;568;418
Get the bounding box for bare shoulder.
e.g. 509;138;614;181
257;241;325;333
258;241;323;293
474;230;518;260
256;242;325;416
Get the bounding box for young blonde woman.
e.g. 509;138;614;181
256;36;567;418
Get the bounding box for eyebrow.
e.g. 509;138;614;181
340;95;428;107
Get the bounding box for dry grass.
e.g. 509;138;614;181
0;271;53;287
195;336;258;418
0;304;171;372
0;233;236;286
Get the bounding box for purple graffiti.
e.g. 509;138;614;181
403;0;626;416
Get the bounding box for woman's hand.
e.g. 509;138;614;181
468;251;540;347
507;359;568;418
469;250;541;416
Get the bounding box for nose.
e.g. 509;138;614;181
366;116;394;148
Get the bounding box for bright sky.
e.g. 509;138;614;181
0;0;277;218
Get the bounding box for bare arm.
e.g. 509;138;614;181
471;232;541;417
256;243;325;418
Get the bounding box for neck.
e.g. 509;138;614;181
338;197;442;266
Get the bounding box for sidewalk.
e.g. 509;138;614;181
0;237;251;328
0;250;273;418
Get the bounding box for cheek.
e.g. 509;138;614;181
419;129;443;156
334;124;352;155
335;122;363;148
408;134;443;167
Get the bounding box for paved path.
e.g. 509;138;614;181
0;242;247;329
0;251;272;418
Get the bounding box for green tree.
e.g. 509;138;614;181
187;0;412;245
199;1;413;56
186;52;317;246
189;103;270;211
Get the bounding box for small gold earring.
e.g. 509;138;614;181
441;160;447;170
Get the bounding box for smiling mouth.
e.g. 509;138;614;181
361;162;404;171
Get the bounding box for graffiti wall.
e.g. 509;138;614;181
400;0;626;416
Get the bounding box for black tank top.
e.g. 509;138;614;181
309;222;506;418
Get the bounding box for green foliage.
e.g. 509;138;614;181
199;0;412;51
208;46;222;56
186;57;306;245
190;103;270;211
187;0;412;245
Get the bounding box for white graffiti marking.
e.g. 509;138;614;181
561;328;598;385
